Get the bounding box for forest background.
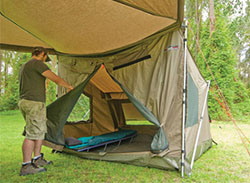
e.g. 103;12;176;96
0;0;249;122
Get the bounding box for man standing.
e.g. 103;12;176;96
18;47;73;176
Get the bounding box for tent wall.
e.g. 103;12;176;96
111;31;185;157
64;122;92;139
185;50;212;159
85;82;119;136
57;29;187;157
122;103;146;120
51;28;211;171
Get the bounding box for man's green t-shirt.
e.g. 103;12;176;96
19;58;50;103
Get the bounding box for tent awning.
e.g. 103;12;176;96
0;0;184;55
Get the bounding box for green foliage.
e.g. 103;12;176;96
0;79;19;110
186;0;250;120
228;1;250;90
0;51;28;111
67;94;90;122
0;52;61;110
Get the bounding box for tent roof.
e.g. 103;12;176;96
0;0;184;55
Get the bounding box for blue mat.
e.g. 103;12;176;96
66;129;137;150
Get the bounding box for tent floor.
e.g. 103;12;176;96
65;125;158;153
62;125;179;171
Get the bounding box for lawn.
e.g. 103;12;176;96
0;110;249;183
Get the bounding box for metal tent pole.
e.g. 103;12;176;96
181;18;188;178
82;109;90;120
190;81;211;173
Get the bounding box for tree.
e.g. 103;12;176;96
3;51;9;90
186;0;207;61
239;49;250;89
186;0;250;120
198;2;250;119
0;51;26;110
0;50;2;94
195;0;204;62
237;1;250;90
209;0;215;37
0;51;59;111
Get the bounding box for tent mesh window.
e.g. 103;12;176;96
186;73;199;128
67;93;92;123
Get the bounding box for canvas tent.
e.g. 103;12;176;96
0;0;212;176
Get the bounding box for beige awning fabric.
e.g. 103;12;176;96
116;0;178;18
0;0;184;55
0;15;52;51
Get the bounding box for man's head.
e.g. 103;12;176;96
32;47;51;62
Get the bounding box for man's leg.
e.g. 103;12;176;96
19;100;46;176
33;139;53;167
32;102;52;167
22;139;35;163
20;138;46;176
34;139;43;157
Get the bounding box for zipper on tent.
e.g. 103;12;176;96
113;55;151;70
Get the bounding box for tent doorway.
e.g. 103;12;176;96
63;65;158;153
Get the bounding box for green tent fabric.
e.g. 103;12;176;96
45;66;100;145
46;65;169;152
110;74;169;153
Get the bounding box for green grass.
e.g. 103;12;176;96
0;110;249;183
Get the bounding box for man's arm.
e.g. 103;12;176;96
42;70;73;92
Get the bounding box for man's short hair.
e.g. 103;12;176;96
32;47;51;62
32;47;47;56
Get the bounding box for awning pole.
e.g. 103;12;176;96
181;18;188;178
190;80;211;174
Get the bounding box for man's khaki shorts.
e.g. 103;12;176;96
18;99;47;140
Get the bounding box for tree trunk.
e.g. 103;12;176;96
195;0;200;62
0;49;2;94
209;0;215;37
4;51;9;91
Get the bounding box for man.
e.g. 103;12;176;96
18;47;73;176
